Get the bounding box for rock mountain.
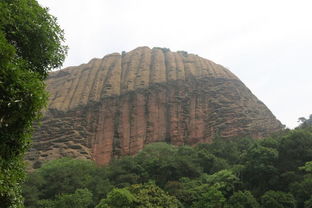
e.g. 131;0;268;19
26;47;283;168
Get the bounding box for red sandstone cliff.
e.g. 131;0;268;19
26;47;283;168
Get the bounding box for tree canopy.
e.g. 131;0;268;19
0;0;67;207
298;114;312;129
22;127;312;208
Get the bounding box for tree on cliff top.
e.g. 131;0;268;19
298;114;312;129
0;0;67;207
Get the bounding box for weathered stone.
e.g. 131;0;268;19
26;47;283;169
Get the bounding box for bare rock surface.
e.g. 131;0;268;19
26;47;283;168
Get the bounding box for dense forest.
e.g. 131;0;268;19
23;124;312;208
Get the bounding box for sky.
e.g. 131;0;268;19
37;0;312;129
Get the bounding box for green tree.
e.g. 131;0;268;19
171;170;240;207
241;145;279;195
22;158;112;208
0;0;67;77
0;61;48;208
106;156;146;187
304;196;312;208
290;161;312;207
22;172;45;208
298;114;312;129
53;188;93;208
196;137;256;165
278;129;312;172
299;161;312;173
128;183;182;208
36;158;97;198
134;143;202;187
194;149;228;174
226;191;260;208
134;142;178;186
37;188;93;208
204;169;240;197
97;183;181;208
96;188;136;208
261;191;296;208
0;0;67;207
191;185;226;208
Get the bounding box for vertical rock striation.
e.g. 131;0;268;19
26;47;283;168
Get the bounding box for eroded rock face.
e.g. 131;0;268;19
26;47;283;168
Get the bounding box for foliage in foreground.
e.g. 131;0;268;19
22;127;312;208
0;0;67;207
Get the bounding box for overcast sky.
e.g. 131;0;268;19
38;0;312;128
